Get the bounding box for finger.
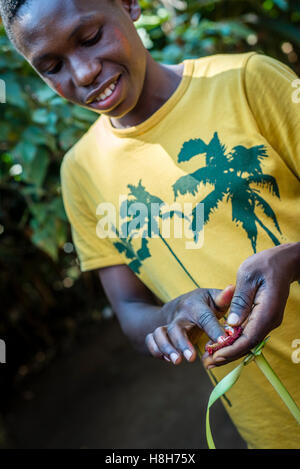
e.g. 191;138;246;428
201;349;215;369
145;333;164;359
206;287;286;366
153;326;183;365
226;273;259;327
214;285;236;313
167;322;197;362
196;305;226;343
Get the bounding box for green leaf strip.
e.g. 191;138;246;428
205;339;300;449
255;352;300;426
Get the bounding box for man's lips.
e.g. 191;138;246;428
85;73;122;105
85;74;123;112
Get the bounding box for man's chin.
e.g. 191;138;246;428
76;96;139;125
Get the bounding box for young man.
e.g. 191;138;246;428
1;0;299;449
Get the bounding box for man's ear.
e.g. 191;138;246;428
120;0;141;22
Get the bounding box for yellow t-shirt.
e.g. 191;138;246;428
60;52;300;449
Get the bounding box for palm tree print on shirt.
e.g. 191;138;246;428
172;132;282;251
113;180;201;288
111;223;151;275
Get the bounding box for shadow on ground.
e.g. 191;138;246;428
3;318;246;449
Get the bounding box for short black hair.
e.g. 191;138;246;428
0;0;118;45
0;0;29;42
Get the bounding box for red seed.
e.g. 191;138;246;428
205;325;243;356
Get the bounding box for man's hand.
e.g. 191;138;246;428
203;243;300;370
145;285;235;364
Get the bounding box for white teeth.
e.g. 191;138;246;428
105;88;113;97
95;79;118;102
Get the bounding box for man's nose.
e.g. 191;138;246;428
70;56;102;87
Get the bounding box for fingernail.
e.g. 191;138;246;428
164;356;171;362
183;349;193;361
227;313;240;325
170;352;179;364
207;364;216;369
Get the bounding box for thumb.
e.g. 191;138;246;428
214;284;236;314
227;279;257;327
196;285;235;343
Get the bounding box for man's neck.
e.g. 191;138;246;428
110;53;184;130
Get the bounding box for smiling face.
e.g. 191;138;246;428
12;0;147;118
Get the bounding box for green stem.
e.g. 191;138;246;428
197;347;232;407
255;353;300;425
205;340;300;449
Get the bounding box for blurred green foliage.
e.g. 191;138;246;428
137;0;300;70
0;23;104;407
0;0;299;411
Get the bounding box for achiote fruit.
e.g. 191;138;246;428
205;325;243;355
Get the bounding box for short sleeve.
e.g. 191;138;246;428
60;150;126;272
244;53;300;180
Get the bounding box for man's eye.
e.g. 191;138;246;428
46;61;63;75
81;27;103;47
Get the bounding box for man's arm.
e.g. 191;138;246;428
98;264;170;354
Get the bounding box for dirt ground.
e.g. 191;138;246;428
3;318;246;449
